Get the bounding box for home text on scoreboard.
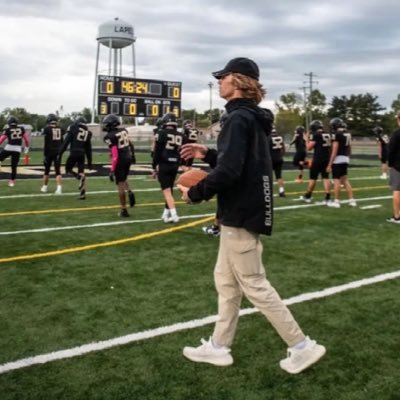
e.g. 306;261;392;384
97;75;182;118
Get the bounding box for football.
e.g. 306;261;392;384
176;169;208;187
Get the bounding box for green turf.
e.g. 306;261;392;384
0;164;398;399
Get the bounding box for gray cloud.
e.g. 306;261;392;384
0;0;399;115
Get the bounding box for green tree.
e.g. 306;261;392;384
275;92;302;112
328;93;385;136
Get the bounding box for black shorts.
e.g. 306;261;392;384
66;153;85;174
332;163;348;179
293;150;307;167
114;156;131;184
309;159;329;180
157;163;179;190
44;152;61;175
272;159;283;180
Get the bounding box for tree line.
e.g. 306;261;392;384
1;90;399;137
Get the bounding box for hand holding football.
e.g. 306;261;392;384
176;169;208;188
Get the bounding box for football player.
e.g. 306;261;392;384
326;118;357;208
269;127;286;197
0;116;30;187
182;119;199;169
59;116;92;200
290;125;307;182
102;114;136;218
300;120;332;204
41;113;65;194
373;126;389;179
152;112;186;223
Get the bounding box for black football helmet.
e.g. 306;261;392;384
295;125;305;134
161;112;177;126
47;113;58;124
310;120;323;132
7;116;18;126
75;116;87;125
102;114;121;130
373;126;383;136
329;117;345;131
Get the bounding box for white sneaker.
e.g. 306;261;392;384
348;199;357;207
55;187;62;195
161;209;170;223
41;185;48;193
8;180;15;187
380;173;387;179
328;200;340;208
300;195;312;203
280;336;326;374
183;337;233;367
168;215;180;223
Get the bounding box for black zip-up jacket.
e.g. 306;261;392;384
188;98;274;235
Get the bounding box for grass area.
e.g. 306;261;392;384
0;165;398;400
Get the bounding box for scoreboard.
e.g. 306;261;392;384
97;75;182;118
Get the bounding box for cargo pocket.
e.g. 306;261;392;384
225;230;263;275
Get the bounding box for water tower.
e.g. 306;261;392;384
92;17;136;122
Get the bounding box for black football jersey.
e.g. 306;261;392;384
104;128;131;156
152;127;185;167
269;133;284;162
43;125;65;154
291;132;306;152
309;131;331;161
2;126;26;146
183;127;199;144
61;123;92;154
332;131;351;156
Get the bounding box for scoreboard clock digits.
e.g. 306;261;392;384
98;75;181;117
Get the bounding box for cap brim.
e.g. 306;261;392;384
212;69;227;78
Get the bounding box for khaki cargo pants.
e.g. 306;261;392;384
212;225;305;348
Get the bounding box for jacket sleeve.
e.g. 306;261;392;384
188;115;249;202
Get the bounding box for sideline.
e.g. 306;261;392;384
0;269;399;375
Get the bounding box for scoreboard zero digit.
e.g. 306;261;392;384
97;75;182;118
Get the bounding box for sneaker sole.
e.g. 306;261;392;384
280;345;326;374
182;349;233;367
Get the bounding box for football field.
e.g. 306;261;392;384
0;163;399;400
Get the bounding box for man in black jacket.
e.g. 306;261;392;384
178;57;325;374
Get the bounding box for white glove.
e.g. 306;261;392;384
24;147;30;154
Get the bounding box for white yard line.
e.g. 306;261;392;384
0;195;391;235
0;269;399;375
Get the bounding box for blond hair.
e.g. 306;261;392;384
231;73;267;104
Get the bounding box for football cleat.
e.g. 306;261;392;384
202;225;220;237
8;180;15;187
41;185;48;193
119;208;130;218
300;195;312;203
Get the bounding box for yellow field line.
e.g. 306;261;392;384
0;201;188;217
0;186;386;218
0;216;214;264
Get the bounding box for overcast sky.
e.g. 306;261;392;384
0;0;399;117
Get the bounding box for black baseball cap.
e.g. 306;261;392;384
212;57;260;81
